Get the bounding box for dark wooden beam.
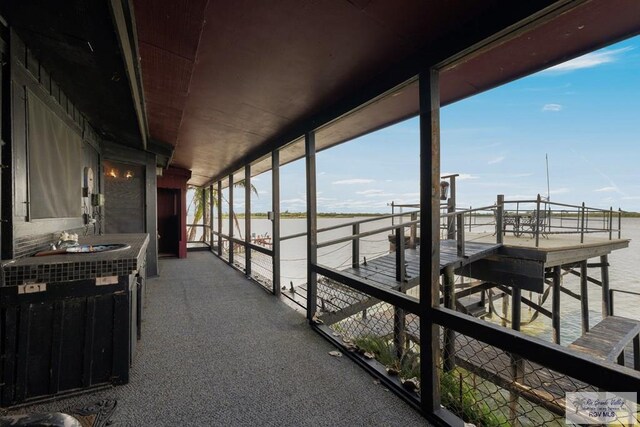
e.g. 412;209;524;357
228;173;234;265
552;266;561;344
245;164;251;277
305;132;317;321
272;150;280;296
418;68;441;414
217;180;222;257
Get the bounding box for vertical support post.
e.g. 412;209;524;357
352;223;360;268
305;131;318;321
456;214;464;257
447;176;456;240
228;174;234;265
552;266;561;344
245;164;251;276
418;68;441;414
443;266;456;372
618;208;622;239
409;212;417;249
580;261;589;334
633;335;639;371
201;187;206;243
511;287;522;332
496;195;504;245
535;194;541;248
609;289;615;316
272;151;281;296
394;276;407;361
580;202;586;244
209;185;214;247
395;228;405;282
217;181;222;256
509;287;524;424
501;291;509;328
600;255;610;318
608;207;613;240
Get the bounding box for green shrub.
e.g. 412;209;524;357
440;369;510;427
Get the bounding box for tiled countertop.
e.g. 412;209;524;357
1;233;149;286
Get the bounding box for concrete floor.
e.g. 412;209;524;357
7;252;428;426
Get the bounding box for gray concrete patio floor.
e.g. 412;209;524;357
6;252;428;426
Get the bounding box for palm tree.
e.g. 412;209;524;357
187;180;258;242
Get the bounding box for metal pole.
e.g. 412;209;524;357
618;208;622;239
496;195;504;245
418;68;441;414
305;131;318;322
447;176;456;240
456;214;465;258
608;207;613;240
272;151;281;296
217;181;222;256
228;174;234;265
245;164;251;276
552;266;561;344
352;223;360;268
580;261;589;334
535;194;541;248
600;255;610;318
410;212;417;249
395;228;405;282
580;202;586;244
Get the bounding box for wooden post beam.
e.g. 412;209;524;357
228;174;234;265
245;164;251;276
272;151;281;296
305;132;318;321
552;266;561;344
217;181;222;256
418;68;441;414
580;261;589;334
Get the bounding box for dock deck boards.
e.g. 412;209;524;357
569;316;640;368
291;239;501;312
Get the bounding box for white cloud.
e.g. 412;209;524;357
542;103;562;112
595;186;618;193
356;189;385;195
281;198;305;204
332;178;374;185
545;47;632;72
487;156;505;165
622;196;640;200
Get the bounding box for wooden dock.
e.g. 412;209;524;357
286;239;501;315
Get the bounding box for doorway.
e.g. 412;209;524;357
157;188;180;258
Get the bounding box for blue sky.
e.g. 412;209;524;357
246;35;640;214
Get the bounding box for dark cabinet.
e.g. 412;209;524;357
0;274;137;407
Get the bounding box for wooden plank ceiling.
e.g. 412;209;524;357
133;0;640;186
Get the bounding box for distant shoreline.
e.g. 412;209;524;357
223;211;640;219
